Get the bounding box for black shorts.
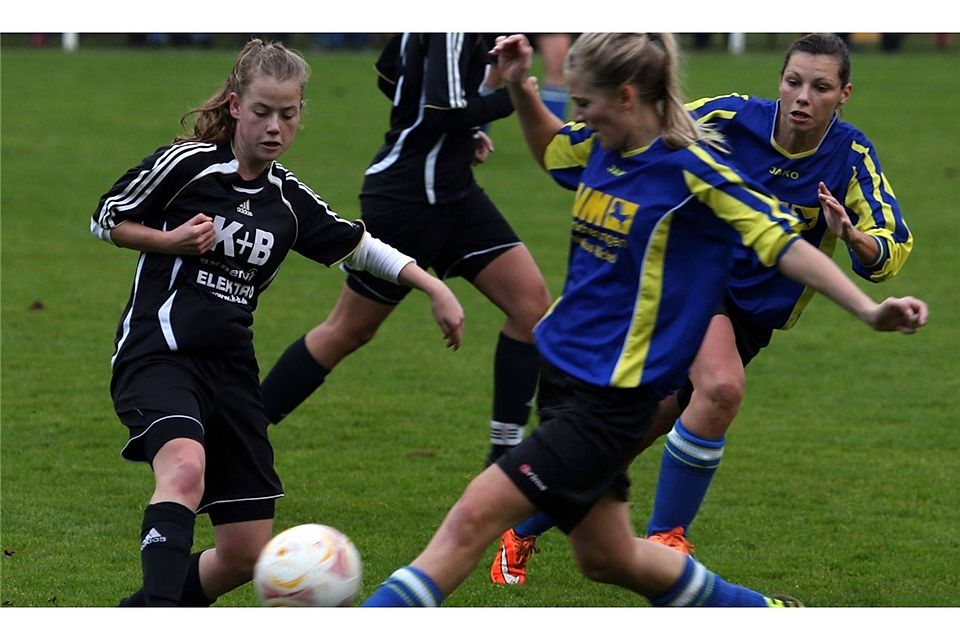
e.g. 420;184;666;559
676;296;774;411
496;361;659;533
111;354;283;525
345;187;522;304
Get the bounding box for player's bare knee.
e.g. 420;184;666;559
505;288;552;338
153;445;205;504
309;322;377;359
443;500;487;545
700;377;744;419
523;284;552;322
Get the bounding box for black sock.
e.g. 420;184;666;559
118;588;146;607
261;335;330;424
486;443;517;466
119;551;213;607
488;333;541;464
139;502;195;606
178;551;216;607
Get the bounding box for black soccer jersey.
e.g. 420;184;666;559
92;142;364;369
361;33;514;205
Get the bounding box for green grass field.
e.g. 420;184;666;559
1;40;958;612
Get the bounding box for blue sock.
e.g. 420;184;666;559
650;556;768;607
540;85;568;120
646;419;724;536
360;566;444;607
514;511;555;538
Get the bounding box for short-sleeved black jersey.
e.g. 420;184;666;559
92;141;364;369
361;33;514;205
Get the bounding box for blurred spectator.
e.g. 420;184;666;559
128;34;212;48
170;34;213;48
881;33;905;52
691;33;714;50
933;33;955;48
314;33;372;51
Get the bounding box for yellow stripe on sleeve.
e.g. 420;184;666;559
543;123;594;171
845;141;913;281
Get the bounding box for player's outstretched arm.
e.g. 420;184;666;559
344;232;464;350
398;264;465;350
777;238;928;333
491;34;564;168
106;214;216;255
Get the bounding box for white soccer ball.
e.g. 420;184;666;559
254;523;363;607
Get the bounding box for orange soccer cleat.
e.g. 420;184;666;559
490;528;540;585
646;526;696;556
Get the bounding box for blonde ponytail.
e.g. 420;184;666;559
566;33;724;150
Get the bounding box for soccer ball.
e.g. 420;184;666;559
253;523;363;607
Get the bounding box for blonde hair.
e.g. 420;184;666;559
175;39;310;144
565;33;723;150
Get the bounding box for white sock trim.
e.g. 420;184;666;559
490;420;525;446
392;567;439;607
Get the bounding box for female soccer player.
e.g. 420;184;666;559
491;33;915;583
260;33;551;467
361;33;926;607
640;32;913;554
91;39;463;606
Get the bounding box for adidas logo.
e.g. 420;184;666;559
236;200;252;216
140;527;167;550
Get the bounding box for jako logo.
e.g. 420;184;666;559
519;464;548;491
768;166;800;180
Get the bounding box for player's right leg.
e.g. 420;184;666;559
471;244;551;465
114;359;207;607
362;463;538;606
260;284;395;424
139;438;205;606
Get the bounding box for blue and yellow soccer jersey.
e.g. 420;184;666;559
536;124;800;396
687;94;912;329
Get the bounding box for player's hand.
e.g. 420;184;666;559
490;34;534;86
818;181;855;242
868;296;929;334
472;130;495;165
428;283;465;350
166;213;216;254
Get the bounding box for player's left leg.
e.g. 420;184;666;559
471;244;551;465
569;495;793;606
535;33;571;120
645;313;743;548
183;518;275;604
261;284;397;424
362;463;536;606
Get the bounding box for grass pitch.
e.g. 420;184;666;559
1;40;958;612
